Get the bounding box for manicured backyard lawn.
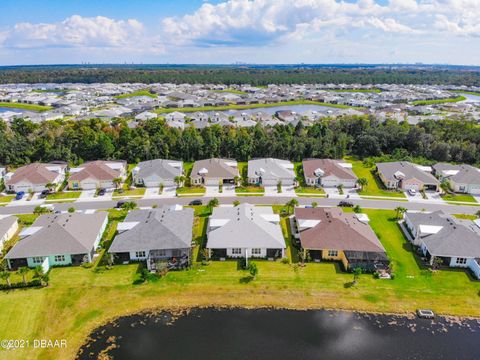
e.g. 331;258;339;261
441;193;477;203
46;191;81;201
0;209;479;360
349;159;406;198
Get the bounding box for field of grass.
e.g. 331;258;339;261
112;188;146;199
0;195;14;203
0;102;52;112
155;100;363;114
176;186;206;195
411;96;466;106
441;193;477;203
235;186;264;193
46;191;81;201
349;160;406;198
295;187;325;195
114;89;157;99
0;208;479;359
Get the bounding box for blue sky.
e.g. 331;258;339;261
0;0;479;65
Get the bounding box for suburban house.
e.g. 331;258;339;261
0;216;18;250
108;206;194;270
248;158;296;186
376;161;440;191
403;211;480;279
294;207;389;271
132;159;183;187
433;163;480;194
190;158;239;186
5;212;108;271
302;159;358;188
68;160;127;190
206;203;286;259
4;162;67;193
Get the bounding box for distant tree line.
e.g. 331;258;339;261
0;66;480;85
1;116;479;167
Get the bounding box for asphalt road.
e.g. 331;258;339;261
0;196;477;215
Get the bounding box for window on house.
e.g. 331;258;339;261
456;257;467;265
232;248;242;255
54;255;65;262
32;257;44;264
135;251;146;258
158;249;166;257
251;248;261;255
327;250;338;257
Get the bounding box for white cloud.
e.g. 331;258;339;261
2;15;163;52
161;0;480;47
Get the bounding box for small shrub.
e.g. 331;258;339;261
280;257;290;264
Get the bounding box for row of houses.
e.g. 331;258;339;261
3;204;480;279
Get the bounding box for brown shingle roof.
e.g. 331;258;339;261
5;163;64;185
191;158;239;179
302;159;357;180
69;160;125;182
294;207;385;253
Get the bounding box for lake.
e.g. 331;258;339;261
78;308;480;359
0;106;30;113
459;93;480;103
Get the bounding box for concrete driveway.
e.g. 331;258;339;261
78;189;96;200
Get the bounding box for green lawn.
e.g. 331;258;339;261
0;208;480;360
235;186;264;193
411;96;466;106
46;191;81;201
212;89;247;95
349;160;406;198
295;186;325;196
176;186;206;195
453;214;477;220
112;188;146;198
114;89;156;99
441;193;477;203
0;102;52;112
0;195;14;203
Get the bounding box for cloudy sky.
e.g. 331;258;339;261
0;0;479;65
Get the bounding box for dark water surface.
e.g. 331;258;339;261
78;308;480;360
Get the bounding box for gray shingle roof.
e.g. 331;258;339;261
191;158;239;179
207;204;285;249
5;212;107;259
0;216;17;238
135;159;183;181
109;207;194;253
248;158;295;181
433;163;480;184
377;161;439;185
406;211;480;257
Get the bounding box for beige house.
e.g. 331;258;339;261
68;160;127;190
190;158;239;186
4;163;67;193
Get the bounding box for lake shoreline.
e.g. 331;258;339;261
76;304;480;358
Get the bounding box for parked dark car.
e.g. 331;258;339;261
97;188;106;196
39;189;50;199
338;201;354;207
189;199;203;206
116;200;126;208
15;191;25;200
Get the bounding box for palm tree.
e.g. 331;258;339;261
208;197;219;211
311;202;318;208
200;248;210;264
337;184;344;194
285;198;299;215
0;270;11;287
353;267;362;285
233;176;240;186
45;182;55;193
395;206;407;220
16;266;29;285
33;265;49;286
174;176;184;187
121;201;137;211
357;178;368;190
113;177;122;190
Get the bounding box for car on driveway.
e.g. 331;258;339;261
97;188;106;196
39;189;50;199
189;199;203;206
15;191;25;200
408;189;417;196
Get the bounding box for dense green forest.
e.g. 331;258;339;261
0;116;478;166
1;66;480;85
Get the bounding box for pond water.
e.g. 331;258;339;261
0;106;30;113
459;93;480;102
204;104;343;116
78;308;480;360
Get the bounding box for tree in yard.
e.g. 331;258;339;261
113;177;122;190
431;256;443;270
33;265;49;286
68;207;75;213
45;182;55;192
353;205;362;213
174;176;185;187
285;198;299;215
233;200;240;207
298;249;310;265
277;180;282;193
207;197;219;211
201;248;210;265
476;210;480;218
120;201;137;211
233;175;240;186
16;266;29;285
311;201;318;208
337;184;344;195
0;270;11;287
34;206;51;215
352;267;362;285
248;262;258;279
357;178;368;190
394;206;407;220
